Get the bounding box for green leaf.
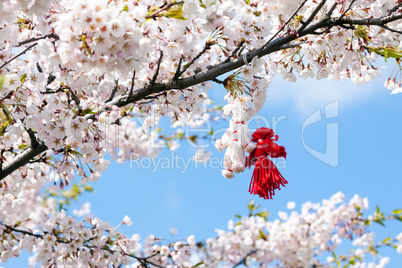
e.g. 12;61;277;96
392;209;402;215
194;261;205;267
368;46;402;61
247;200;255;211
165;5;187;20
81;108;96;115
354;25;370;40
355;205;361;213
374;219;385;226
20;73;27;84
256;210;269;220
0;76;6;92
199;0;206;8
0;119;9;136
84;185;94;192
18;144;28;150
382;237;391;244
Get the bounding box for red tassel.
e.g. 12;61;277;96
246;127;287;199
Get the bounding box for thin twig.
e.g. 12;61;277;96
232;250;258;268
379;24;402;35
145;1;184;20
68;87;83;114
173;55;184;81
149;51;163;87
338;0;356;21
0;91;14;104
212;78;224;84
298;0;327;33
267;0;309;45
0;43;36;69
326;2;339;18
26;128;39;148
388;2;402;15
177;44;211;79
127;70;136;99
40;88;63;94
106;80;119;103
18;33;59;47
224;40;246;63
252;0;309;58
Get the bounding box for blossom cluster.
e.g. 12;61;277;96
1;192;400;267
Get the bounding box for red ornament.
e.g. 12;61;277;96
245;127;287;199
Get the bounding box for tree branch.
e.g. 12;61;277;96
149;51;163;86
338;0;356;21
26;128;39;148
126;70;136;101
17;33;59;47
106;80;119;103
224;40;246;63
2;223;164;267
0;142;48;180
145;1;184;20
378;24;402;35
0;43;36;70
260;0;309;52
298;0;327;33
232;249;258;268
1;8;402;181
176;43;212;79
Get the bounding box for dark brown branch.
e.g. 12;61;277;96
173;55;184;81
261;0;309;51
40;88;63;94
232;249;258;268
145;1;184;20
0;33;59;70
0;142;48;180
0;43;36;69
106;80;119;103
388;2;402;15
339;0;356;21
378;24;402;35
176;43;212;79
149;51;163;86
68;87;83;114
4;224;43;239
298;0;327;33
212;78;224;84
26;128;39;148
127;70;136;99
326;2;339;18
0;91;14;103
17;33;59;47
224;40;246;63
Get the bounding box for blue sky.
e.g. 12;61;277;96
4;62;402;267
